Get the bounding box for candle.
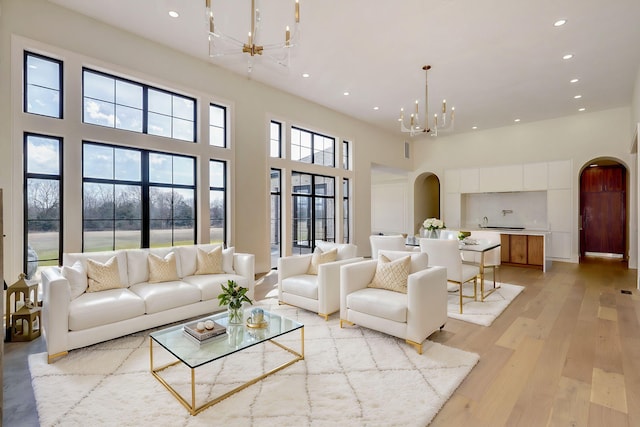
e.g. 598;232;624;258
442;99;446;113
286;25;290;46
434;114;438;127
295;0;300;23
248;31;252;45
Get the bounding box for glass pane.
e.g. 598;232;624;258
27;55;60;89
83;222;114;252
210;105;225;127
83;182;114;220
115;223;141;250
27;135;60;175
299;146;312;163
291;145;301;162
149;153;172;184
83;71;115;102
115;80;143;109
270;192;281;268
291;172;311;194
115;185;141;220
210;126;225;147
26;86;60;117
27;179;60;220
270;122;281;158
148;89;172;115
84;98;115;127
173;156;194;185
270;169;281;192
210;189;224;244
173;188;195;220
115;105;143;132
300;131;312;148
150;220;172;248
173;222;195;246
149;186;173;220
173;96;194;120
315;176;334;196
27;226;59;278
173;117;194;141
148;112;171;137
114;148;141;181
209;160;225;188
83;144;114;179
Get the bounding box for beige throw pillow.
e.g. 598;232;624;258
195;246;224;275
148;252;179;283
306;247;338;275
368;254;411;294
86;256;123;292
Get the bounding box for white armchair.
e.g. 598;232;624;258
369;235;418;258
339;250;448;354
278;241;361;320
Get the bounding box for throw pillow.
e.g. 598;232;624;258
62;260;87;299
222;246;235;274
368;254;411;294
147;252;179;283
195;246;224;275
86;256;123;292
306;247;338;275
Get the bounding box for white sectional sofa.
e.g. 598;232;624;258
41;244;255;362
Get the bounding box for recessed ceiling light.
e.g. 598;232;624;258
514;119;521;123
302;73;310;78
579;107;586;111
574;95;582;99
373;106;379;111
168;10;179;18
343;91;350;96
570;78;579;83
554;19;567;27
563;54;574;60
472;126;478;130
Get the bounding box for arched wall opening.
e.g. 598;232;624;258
414;172;441;235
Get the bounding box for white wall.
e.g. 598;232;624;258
0;0;411;277
410;108;638;268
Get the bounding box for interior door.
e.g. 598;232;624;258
580;165;626;256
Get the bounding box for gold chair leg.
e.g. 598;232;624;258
459;283;463;314
318;313;329;321
340;319;354;328
406;339;423;355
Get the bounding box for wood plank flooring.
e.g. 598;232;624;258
430;257;638;427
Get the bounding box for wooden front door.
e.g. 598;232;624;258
580;165;626;257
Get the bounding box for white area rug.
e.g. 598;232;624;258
447;282;525;326
29;302;479;427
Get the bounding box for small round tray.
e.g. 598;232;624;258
246;317;269;329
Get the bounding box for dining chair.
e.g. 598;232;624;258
419;238;480;313
369;235;418;258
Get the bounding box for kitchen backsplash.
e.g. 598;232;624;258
461;191;548;230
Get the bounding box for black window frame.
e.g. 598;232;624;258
291;126;335;167
209;159;227;246
270;120;282;158
343;178;350;243
209;103;228;148
270;168;282;268
24;51;63;119
291;171;335;254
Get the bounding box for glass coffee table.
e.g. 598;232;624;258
150;309;304;415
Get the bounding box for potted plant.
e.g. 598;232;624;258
217;279;253;325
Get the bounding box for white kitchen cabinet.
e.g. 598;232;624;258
547;189;572;231
523;162;548;190
460;168;480;193
444;169;460;193
479;165;523;192
548;160;572;189
444;193;461;229
549;231;571;259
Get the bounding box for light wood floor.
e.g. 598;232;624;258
430;257;639;427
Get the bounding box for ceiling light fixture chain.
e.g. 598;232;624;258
399;65;455;137
206;0;301;73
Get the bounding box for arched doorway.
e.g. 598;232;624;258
579;158;628;260
414;172;441;234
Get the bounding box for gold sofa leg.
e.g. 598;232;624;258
405;339;423;355
47;351;68;364
318;313;329;321
340;319;354;328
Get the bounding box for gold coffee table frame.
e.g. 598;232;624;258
150;311;304;416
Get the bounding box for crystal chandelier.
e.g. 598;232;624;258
399;65;455;137
205;0;301;72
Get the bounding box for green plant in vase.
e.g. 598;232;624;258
218;279;253;325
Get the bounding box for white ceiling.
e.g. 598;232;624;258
49;0;640;137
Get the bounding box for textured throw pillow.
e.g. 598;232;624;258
368;254;411;294
148;252;179;283
306;247;338;275
86;256;123;292
195;246;224;275
62;260;88;299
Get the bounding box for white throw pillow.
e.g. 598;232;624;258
223;246;235;273
62;260;87;299
306;247;338;275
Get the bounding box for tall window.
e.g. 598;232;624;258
82;69;196;141
209;104;227;147
343;140;350;170
270;121;282;158
291;172;335;254
343;178;350;243
24;134;62;279
291;127;335;167
82;142;196;251
209;160;227;245
270;169;282;268
24;52;62;118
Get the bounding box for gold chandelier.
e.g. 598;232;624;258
205;0;301;72
399;65;455;137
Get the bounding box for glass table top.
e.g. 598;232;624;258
150;309;303;369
